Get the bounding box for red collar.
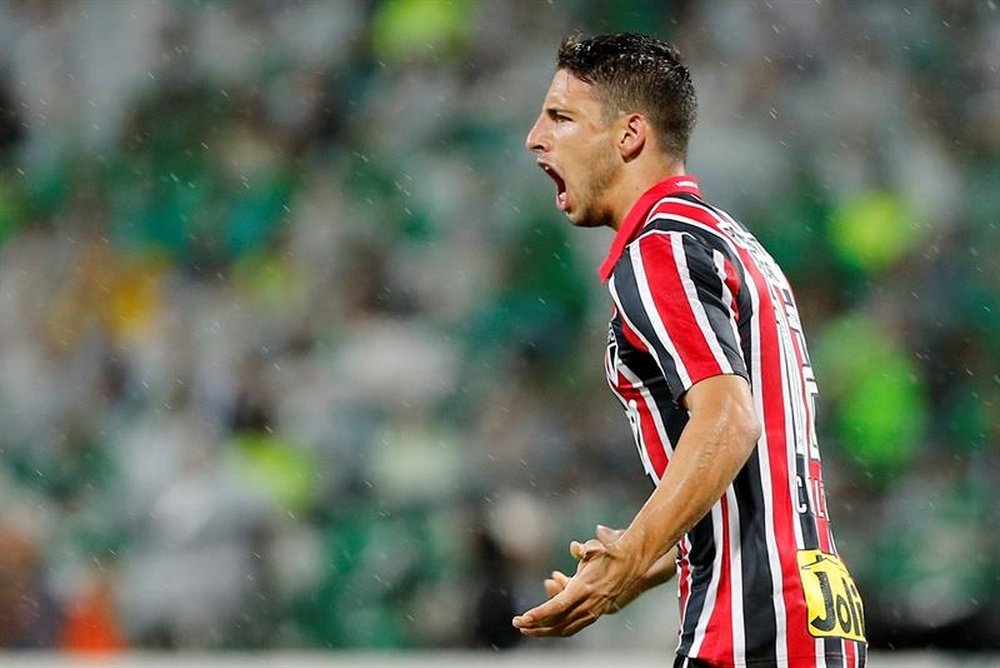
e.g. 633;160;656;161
598;175;703;282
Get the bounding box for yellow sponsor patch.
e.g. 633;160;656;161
797;550;866;642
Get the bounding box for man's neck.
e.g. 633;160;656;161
607;158;686;231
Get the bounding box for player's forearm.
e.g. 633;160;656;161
607;545;678;613
615;377;760;572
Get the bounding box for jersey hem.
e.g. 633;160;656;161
675;652;862;668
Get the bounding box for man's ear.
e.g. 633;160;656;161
618;113;647;161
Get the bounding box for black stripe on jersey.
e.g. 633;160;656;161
795;453;819;549
732;450;778;664
677;512;717;657
611;252;688;401
826;638;843;667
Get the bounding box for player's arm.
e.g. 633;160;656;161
514;232;758;636
513;374;760;637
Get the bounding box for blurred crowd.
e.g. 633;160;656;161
0;0;996;654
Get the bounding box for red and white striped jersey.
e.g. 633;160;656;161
599;176;867;668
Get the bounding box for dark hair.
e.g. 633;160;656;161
557;33;697;160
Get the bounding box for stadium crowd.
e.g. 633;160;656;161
0;0;995;653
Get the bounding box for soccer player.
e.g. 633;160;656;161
512;34;867;668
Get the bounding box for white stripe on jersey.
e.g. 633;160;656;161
629;243;693;388
726;485;746;664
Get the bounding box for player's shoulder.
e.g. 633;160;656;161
638;194;750;258
632;198;721;252
643;193;730;232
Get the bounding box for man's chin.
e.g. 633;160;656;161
565;208;612;229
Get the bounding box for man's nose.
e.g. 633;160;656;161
525;117;547;154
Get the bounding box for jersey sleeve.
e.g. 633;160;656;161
608;230;748;403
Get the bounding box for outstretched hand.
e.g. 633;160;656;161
542;526;638;614
512;525;646;637
513;524;677;636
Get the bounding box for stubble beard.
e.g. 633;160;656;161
569;147;620;229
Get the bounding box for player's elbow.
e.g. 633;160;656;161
716;402;760;474
719;384;761;456
685;374;762;457
732;405;762;452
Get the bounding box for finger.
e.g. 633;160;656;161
519;624;565;637
518;608;599;637
544;570;570;596
581;538;606;559
595;524;623;544
519;594;573;625
513;587;584;628
571;538;607;562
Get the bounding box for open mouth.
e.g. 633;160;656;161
539;162;568;211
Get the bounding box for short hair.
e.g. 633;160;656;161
557;33;697;160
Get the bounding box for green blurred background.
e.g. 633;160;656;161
0;0;995;656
